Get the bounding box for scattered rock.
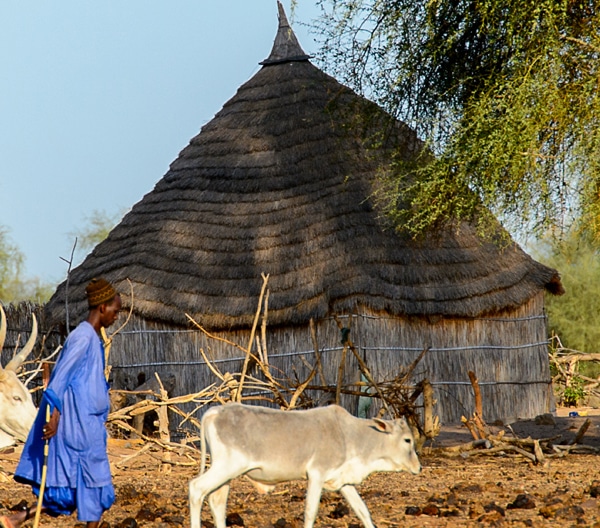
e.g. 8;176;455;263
507;494;536;509
134;502;167;522
422;504;440;516
328;501;349;519
535;413;556;426
226;512;245;526
539;500;565;518
405;506;422;516
115;518;137;528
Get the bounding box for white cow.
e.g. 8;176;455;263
0;306;38;448
189;403;422;528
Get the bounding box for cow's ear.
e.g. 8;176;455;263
372;418;393;434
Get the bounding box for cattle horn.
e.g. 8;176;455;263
5;311;38;372
0;306;6;369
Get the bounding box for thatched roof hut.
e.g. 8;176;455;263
45;3;562;424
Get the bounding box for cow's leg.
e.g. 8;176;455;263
339;485;375;528
189;474;207;528
189;467;235;528
207;483;230;528
303;476;324;528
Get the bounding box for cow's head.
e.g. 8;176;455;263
0;306;38;446
372;416;422;475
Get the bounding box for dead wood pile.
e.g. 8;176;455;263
103;275;438;470
432;370;599;464
549;334;600;405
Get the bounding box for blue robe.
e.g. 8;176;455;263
15;321;115;521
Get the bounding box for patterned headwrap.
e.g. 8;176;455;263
85;278;117;308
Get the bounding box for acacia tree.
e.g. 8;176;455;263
0;227;53;302
315;0;600;239
535;231;600;353
0;226;26;301
68;208;125;256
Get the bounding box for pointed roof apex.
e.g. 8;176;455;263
260;1;312;65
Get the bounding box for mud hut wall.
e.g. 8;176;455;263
355;294;551;423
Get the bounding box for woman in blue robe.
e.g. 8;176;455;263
0;278;122;528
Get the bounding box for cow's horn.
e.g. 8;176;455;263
5;313;38;372
0;306;6;370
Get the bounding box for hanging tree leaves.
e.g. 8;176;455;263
315;0;600;240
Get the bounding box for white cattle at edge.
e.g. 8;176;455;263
0;305;38;448
189;403;422;528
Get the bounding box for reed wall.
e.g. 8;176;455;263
1;294;551;429
105;292;551;428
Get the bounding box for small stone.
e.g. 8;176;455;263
422;504;440;516
329;502;349;519
534;413;556;426
226;512;245;526
405;506;422;516
507;494;536;509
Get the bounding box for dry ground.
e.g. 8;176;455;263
0;408;599;527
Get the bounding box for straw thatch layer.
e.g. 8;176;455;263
44;57;561;330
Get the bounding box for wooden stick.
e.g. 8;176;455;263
154;373;171;473
309;318;327;386
336;345;347;405
422;379;439;439
468;371;483;418
570;418;591;445
461;415;480;441
237;274;269;402
261;290;269;368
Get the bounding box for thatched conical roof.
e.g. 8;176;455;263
45;3;562;329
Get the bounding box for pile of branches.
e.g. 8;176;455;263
103;274;438;468
435;370;599;464
549;334;600;406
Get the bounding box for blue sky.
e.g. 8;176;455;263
1;1;322;286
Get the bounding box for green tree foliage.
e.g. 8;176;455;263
316;0;600;238
0;210;122;303
0;226;26;301
0;227;53;302
69;208;124;255
535;232;600;353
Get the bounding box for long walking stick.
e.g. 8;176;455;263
33;404;51;528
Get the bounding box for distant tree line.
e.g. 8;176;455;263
0;209;123;303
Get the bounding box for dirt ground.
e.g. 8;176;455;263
1;407;600;527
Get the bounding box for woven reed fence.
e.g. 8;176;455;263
0;302;62;404
1;291;553;432
104;292;551;428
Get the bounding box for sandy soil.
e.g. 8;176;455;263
0;408;599;527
